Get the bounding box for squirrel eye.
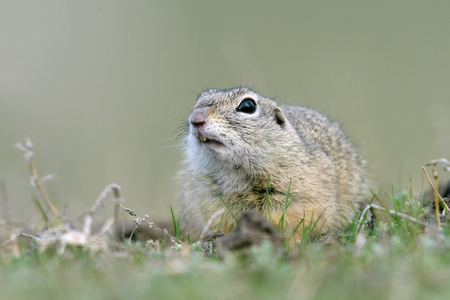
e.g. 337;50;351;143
237;98;257;114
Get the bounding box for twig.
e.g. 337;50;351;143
426;158;450;172
119;201;184;246
356;203;429;233
198;208;225;243
15;137;61;219
113;186;121;238
422;167;450;212
0;180;11;232
431;164;440;227
356;204;373;233
87;183;122;216
20;232;41;241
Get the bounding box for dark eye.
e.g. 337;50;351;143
237;98;257;114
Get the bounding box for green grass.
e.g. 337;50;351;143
2;185;450;300
2;226;450;300
278;177;293;232
170;206;181;244
215;190;239;223
3;139;450;299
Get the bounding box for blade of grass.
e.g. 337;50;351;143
33;197;50;228
128;226;138;243
278;178;292;231
170;206;180;243
215;190;238;223
288;218;305;242
218;213;225;232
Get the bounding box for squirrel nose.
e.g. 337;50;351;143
189;108;209;127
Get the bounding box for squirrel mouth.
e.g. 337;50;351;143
198;136;224;148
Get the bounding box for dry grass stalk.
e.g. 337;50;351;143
426;158;450;172
1;180;11;232
21;216;114;254
356;203;429;233
87;183;122;216
6;137;187;255
15;137;61;220
119;201;183;246
198;208;225;243
422;167;450;213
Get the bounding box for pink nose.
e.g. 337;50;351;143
189;107;209;127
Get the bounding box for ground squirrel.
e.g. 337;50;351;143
179;87;366;241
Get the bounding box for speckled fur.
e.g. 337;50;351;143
178;88;367;241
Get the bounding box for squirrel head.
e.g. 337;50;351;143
184;88;300;176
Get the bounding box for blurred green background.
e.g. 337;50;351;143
1;1;449;222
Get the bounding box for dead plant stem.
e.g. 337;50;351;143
27;151;61;218
422;167;450;213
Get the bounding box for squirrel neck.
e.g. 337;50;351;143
201;138;309;196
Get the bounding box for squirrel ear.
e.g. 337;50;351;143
275;108;287;127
